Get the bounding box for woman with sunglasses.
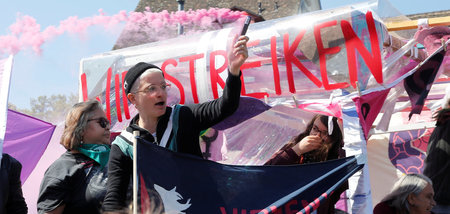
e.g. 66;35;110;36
38;100;111;214
264;114;346;214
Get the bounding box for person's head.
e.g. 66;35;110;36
60;100;111;150
381;173;436;214
291;114;343;161
433;86;450;126
124;62;169;119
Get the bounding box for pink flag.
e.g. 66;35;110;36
297;101;343;119
352;88;391;139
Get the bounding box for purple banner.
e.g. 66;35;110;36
3;109;55;184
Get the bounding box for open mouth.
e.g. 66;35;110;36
155;101;165;106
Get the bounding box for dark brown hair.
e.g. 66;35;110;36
281;114;343;162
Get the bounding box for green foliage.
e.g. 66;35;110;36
8;93;79;123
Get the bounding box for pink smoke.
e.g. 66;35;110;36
115;7;245;49
0;8;244;56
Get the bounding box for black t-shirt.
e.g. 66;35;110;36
37;151;108;214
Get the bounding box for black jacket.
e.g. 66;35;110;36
424;109;450;205
0;153;28;214
103;71;241;212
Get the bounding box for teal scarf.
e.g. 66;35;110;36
78;144;110;169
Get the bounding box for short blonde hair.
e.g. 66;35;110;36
60;100;102;150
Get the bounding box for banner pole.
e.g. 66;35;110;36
132;130;139;214
0;55;14;166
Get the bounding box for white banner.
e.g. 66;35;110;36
0;55;14;164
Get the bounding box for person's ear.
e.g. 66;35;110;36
127;93;136;104
407;193;417;207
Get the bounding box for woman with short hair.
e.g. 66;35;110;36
38;100;111;214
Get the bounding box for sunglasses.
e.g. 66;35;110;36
88;117;110;128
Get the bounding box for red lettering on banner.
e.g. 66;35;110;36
284;31;322;93
81;73;88;101
314;20;349;90
105;67;112;121
180;53;204;104
285;199;299;214
341;11;382;88
82;11;385;122
114;74;123;122
271;36;282;95
219;207;239;214
240;61;267;99
121;71;130;120
209;50;228;99
240;39;268;99
269;206;282;214
161;59;186;104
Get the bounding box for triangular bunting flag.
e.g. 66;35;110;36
404;48;446;119
352;88;391;139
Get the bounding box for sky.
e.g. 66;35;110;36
1;0;449;110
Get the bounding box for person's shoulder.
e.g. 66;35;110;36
1;153;20;165
170;104;191;117
45;152;86;174
373;201;396;214
0;153;22;172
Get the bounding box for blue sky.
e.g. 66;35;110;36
1;0;449;109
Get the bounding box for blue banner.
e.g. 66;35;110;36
137;139;363;214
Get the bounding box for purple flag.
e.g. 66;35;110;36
3;109;55;184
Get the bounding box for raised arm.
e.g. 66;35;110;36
228;35;249;76
188;35;249;129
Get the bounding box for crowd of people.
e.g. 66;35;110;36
1;32;449;214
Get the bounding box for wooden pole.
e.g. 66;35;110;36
386;15;450;31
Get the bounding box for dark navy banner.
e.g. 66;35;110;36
137;139;363;214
